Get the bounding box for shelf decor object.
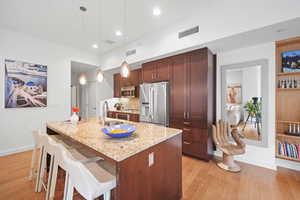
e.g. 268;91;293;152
276;36;300;163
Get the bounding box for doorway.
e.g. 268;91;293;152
71;61;98;118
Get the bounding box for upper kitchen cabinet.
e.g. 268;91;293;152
169;54;187;120
114;73;121;98
113;68;141;98
142;58;171;83
141;61;156;83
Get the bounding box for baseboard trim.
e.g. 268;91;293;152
276;158;300;171
0;145;34;157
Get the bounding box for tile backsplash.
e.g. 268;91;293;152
120;98;139;110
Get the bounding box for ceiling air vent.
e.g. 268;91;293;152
178;26;199;39
104;40;115;45
126;49;136;57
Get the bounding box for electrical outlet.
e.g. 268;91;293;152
148;152;154;167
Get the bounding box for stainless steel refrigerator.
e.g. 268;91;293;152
139;82;169;126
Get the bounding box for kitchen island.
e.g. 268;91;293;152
47;118;182;200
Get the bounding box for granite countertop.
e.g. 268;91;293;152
108;110;140;114
47;118;182;162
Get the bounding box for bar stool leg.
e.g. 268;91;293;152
49;159;59;200
66;175;74;200
104;191;111;200
35;146;45;192
45;155;55;200
29;145;37;180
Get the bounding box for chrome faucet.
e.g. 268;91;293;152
102;101;109;125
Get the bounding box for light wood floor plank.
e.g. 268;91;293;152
0;150;299;200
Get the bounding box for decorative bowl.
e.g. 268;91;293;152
102;124;136;138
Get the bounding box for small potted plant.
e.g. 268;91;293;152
71;107;80;125
114;102;123;111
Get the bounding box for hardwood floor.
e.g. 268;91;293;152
0;150;299;200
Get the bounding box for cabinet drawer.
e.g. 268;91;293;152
107;111;116;118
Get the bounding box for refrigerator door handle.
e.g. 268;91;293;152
151;87;155;120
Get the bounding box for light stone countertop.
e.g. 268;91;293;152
108;110;140;114
47;118;182;162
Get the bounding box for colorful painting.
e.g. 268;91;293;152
5;59;47;108
227;84;242;104
282;49;300;72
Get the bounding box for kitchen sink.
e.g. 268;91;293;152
103;120;124;126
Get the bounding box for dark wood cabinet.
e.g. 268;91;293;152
107;111;139;122
141;62;155;83
114;74;121;98
113;69;141;98
142;58;171;83
169;48;215;161
113;48;215;161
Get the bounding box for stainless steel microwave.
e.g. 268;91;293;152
121;86;136;98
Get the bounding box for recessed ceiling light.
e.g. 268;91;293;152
153;7;161;16
115;30;123;36
92;44;98;49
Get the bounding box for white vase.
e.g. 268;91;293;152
71;113;79;125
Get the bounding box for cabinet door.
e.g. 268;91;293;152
187;50;208;127
142;62;155;83
129;114;140;122
120;76;130;87
130;69;141;86
113;74;121;97
156;58;171;81
170;54;187;121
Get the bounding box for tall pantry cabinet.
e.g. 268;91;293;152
170;48;215;160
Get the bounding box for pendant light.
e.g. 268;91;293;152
78;2;87;85
120;0;130;78
96;70;104;82
79;74;87;85
120;61;130;78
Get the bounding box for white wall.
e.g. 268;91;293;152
217;42;300;171
99;0;300;70
242;67;261;105
0;29;99;156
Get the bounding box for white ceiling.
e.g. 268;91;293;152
0;0;201;55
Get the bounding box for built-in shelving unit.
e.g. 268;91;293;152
275;37;300;162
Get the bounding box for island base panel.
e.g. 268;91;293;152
116;134;182;200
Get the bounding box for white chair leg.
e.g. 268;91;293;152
45;155;55;200
49;159;59;200
66;176;74;200
29;145;37;180
63;173;70;200
35;147;45;192
104;191;111;200
38;148;48;192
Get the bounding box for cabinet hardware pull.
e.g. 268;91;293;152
183;141;191;145
187;112;190;119
184;112;186;119
183;128;191;131
183;122;191;125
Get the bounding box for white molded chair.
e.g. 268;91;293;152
34;132;57;200
31;131;103;200
63;148;116;200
